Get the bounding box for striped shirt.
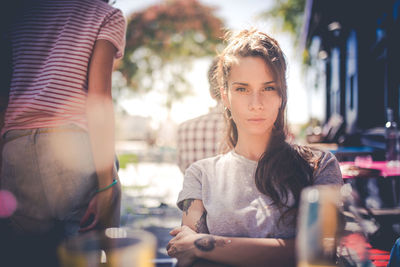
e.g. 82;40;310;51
2;0;126;135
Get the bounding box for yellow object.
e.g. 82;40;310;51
58;228;156;267
296;185;342;267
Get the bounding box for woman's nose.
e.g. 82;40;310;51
248;92;263;110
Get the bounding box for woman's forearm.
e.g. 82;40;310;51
86;94;115;188
86;39;117;188
193;235;295;267
80;39;117;231
175;203;295;267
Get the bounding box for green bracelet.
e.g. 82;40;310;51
96;179;118;193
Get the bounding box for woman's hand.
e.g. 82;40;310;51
167;225;203;267
79;186;115;232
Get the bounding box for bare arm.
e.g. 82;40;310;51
192;233;295;267
86;39;115;188
168;226;295;267
181;198;209;234
168;199;295;267
79;39;118;231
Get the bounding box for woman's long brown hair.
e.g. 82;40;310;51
218;29;321;225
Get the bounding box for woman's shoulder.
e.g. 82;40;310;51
306;146;337;169
306;147;343;185
293;144;335;165
184;151;239;176
188;152;229;170
292;143;342;184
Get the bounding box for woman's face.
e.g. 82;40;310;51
221;56;282;139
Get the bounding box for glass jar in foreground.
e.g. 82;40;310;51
58;228;156;267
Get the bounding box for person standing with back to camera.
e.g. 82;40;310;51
167;29;343;267
0;0;125;264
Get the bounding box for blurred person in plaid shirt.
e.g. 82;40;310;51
176;58;225;173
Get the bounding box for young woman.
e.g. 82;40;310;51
167;29;343;267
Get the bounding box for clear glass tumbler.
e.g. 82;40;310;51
58;228;156;267
296;185;342;267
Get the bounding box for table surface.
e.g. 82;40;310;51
340;161;400;178
333;146;376;153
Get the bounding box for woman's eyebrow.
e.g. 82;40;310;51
231;82;248;86
231;81;276;86
263;81;276;85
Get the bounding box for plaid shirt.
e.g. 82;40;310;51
177;105;225;173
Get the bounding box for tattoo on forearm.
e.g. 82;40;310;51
194;235;231;252
182;199;195;215
195;211;209;233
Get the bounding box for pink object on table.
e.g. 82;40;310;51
340;161;400;179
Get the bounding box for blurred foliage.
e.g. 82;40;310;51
260;0;306;42
118;0;225;109
118;153;139;169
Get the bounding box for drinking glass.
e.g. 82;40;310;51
296;185;342;267
58;228;156;267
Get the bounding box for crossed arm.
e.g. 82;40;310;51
167;198;296;267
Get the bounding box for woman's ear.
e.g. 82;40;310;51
220;87;229;108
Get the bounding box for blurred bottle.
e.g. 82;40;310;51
297;185;374;267
297;185;341;267
385;108;400;167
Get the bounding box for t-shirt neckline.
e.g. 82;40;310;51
230;150;258;165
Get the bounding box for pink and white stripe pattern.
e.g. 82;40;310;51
3;0;126;135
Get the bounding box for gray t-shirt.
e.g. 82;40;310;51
177;149;343;239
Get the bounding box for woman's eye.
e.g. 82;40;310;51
264;86;275;91
235;87;247;92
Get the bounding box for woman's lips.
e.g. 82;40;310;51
248;118;265;122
